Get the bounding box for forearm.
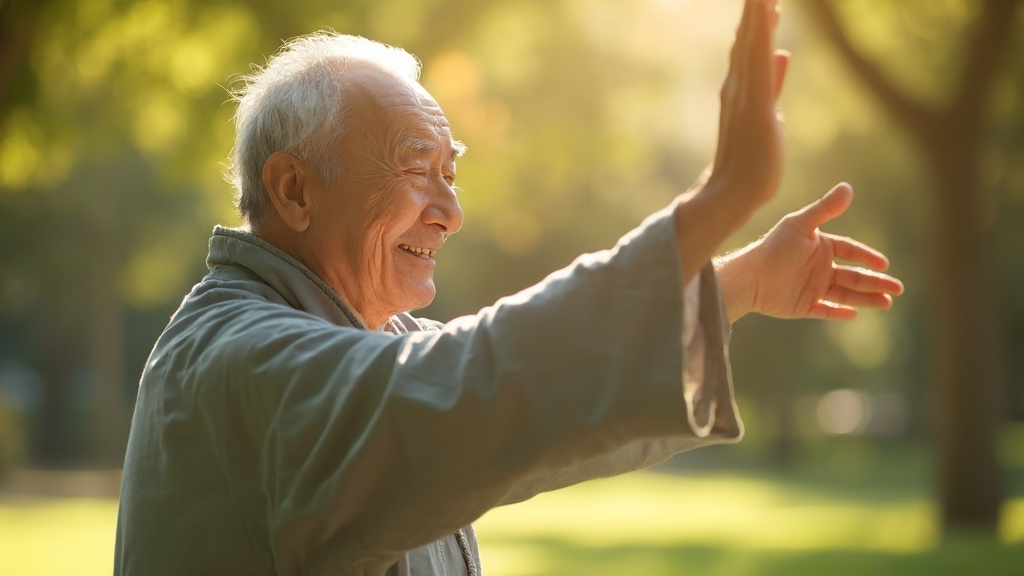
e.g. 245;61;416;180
674;176;761;285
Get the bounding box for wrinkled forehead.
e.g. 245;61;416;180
342;66;457;151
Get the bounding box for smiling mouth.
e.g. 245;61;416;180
398;244;437;259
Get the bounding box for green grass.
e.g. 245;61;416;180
0;497;118;576
475;470;1024;576
1;454;1022;575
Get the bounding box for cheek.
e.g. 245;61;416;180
352;181;406;275
363;179;424;236
361;177;405;223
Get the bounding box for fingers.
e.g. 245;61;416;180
789;182;853;232
806;301;859;321
773;50;791;102
721;2;756;145
768;0;781;29
711;0;786;206
825;284;894;309
806;291;888;323
728;1;777;105
746;0;775;105
829;234;889;271
806;261;905;321
810;265;903;321
730;0;756;73
833;265;905;298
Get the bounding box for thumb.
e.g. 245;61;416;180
773;50;790;102
791;182;853;231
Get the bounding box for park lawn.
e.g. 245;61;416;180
1;468;1022;576
475;470;1024;576
0;497;118;576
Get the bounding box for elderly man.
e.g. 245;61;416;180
115;1;903;575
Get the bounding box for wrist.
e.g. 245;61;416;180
714;244;759;323
674;190;748;284
672;172;763;284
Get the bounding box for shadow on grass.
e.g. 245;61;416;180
482;536;1024;576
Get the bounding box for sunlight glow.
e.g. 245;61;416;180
424;52;512;154
472;3;548;90
0;114;42;191
826;310;892;369
0;499;118;576
476;472;937;553
0;110;71;191
491;209;543;257
999;423;1024;470
1002;498;1024;544
132;94;186;153
476;474;1024;575
426;52;483;103
4;474;1023;576
817;389;871;435
118;235;195;308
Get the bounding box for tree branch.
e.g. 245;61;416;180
799;0;940;143
0;0;43;115
954;0;1023;118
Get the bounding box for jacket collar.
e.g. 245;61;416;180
207;226;367;329
206;227;429;335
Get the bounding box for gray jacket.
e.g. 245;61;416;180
114;204;741;575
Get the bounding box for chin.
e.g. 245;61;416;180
395;282;436;314
409;293;436;313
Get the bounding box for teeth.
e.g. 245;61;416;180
399;244;437;257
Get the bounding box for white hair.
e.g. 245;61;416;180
226;31;422;227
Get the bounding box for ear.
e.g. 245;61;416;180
263;152;312;232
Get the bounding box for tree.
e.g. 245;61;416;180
798;0;1023;534
0;0;711;464
0;0;260;464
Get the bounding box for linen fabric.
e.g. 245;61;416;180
114;202;742;576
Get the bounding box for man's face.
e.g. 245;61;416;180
304;68;464;329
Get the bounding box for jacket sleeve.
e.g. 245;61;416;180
191;202;741;574
496;264;740;506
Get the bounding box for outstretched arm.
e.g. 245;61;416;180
715;182;905;323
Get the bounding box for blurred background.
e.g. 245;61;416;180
0;0;1023;574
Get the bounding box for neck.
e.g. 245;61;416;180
252;217;393;331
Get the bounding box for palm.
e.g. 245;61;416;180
745;184;903;321
710;0;789;209
754;223;839;318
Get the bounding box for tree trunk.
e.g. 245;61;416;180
86;179;127;466
799;0;1019;536
89;234;126;465
33;333;77;463
928;146;1004;531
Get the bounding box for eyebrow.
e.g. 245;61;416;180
400;135;467;161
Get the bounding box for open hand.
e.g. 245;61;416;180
674;0;792;283
707;0;790;209
717;183;905;322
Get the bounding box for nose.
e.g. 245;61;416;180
427;175;464;236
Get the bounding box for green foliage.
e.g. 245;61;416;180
0;0;1021;465
824;0;980;106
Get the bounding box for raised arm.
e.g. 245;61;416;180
676;0;790;282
